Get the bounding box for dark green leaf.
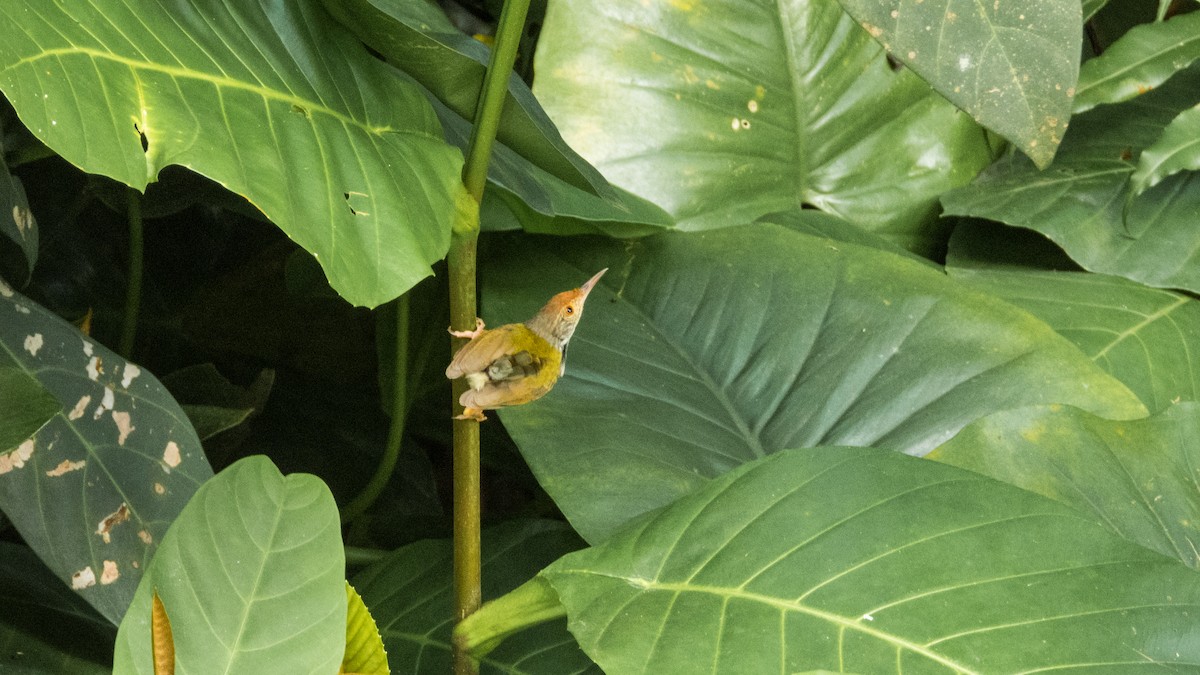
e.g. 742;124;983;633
0;282;211;624
1074;11;1200;113
933;403;1200;569
0;0;462;307
541;447;1200;673
484;225;1145;542
837;0;1079;167
113;456;345;674
0;364;58;451
0;543;113;674
353;520;597;675
322;0;613;201
0;144;36;280
533;0;994;256
942;66;1200;294
947;223;1200;412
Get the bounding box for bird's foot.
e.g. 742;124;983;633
454;407;487;422
448;317;485;340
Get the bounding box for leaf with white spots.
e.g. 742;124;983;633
836;0;1080;168
532;0;995;255
0;0;463;307
0;285;211;624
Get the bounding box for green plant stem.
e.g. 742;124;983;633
450;2;533;673
341;295;410;526
454;576;565;658
118;187;143;359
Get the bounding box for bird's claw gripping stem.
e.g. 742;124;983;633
454;407;487;422
448;317;485;340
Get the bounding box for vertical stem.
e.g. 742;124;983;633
341;295;410;525
449;1;532;673
118;187;143;359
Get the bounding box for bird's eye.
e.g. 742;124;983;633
565;306;575;315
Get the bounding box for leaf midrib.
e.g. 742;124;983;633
3;46;395;136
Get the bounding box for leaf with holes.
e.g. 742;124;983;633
353;520;597;674
535;447;1200;673
113;456;345;674
0;281;211;624
0;0;462;307
932;403;1200;570
483;225;1145;543
946;223;1200;413
836;0;1080;167
532;0;994;255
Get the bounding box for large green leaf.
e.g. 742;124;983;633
113;456;345;674
932;403;1200;569
353;520;598;674
0;543;114;674
0;0;462;308
484;225;1146;543
1074;11;1200;113
0;281;211;625
532;0;993;255
946;222;1200;412
836;0;1079;168
537;447;1200;673
322;0;613;201
942;65;1200;294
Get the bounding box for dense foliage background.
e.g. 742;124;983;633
1;0;1199;672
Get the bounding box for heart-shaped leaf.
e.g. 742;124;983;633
113;456;345;674
0;281;211;624
932;403;1200;569
836;0;1080;168
483;225;1146;542
353;520;597;674
539;447;1200;673
0;0;463;307
532;0;993;255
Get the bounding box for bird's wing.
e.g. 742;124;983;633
446;325;520;379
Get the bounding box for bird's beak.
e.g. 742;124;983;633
579;268;608;297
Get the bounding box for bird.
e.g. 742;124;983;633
445;268;607;421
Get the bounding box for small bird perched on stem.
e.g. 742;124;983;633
446;269;607;421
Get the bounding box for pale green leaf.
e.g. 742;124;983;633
113;456;345;674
